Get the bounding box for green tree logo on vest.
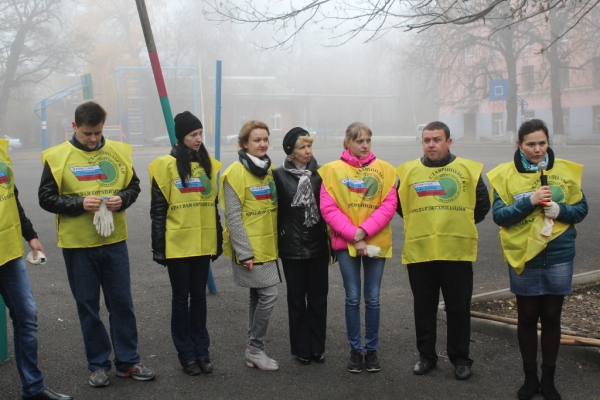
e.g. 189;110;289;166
0;162;12;188
435;174;462;203
550;186;565;203
268;181;278;204
97;160;120;187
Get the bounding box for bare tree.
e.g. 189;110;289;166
205;0;599;51
405;13;536;139
0;0;80;131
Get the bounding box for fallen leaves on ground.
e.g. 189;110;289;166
471;280;600;338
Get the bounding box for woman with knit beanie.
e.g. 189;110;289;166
149;111;223;376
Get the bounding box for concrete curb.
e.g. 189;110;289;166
438;270;600;366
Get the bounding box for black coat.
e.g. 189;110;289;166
273;158;329;260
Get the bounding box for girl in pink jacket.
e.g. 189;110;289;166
318;122;397;374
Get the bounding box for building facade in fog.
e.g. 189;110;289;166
436;11;600;142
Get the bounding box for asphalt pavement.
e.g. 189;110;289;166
1;141;599;399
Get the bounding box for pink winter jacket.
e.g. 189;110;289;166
320;150;397;251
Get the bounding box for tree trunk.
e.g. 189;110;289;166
548;9;565;137
502;29;519;137
0;25;28;133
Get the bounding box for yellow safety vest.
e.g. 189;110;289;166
0;140;24;266
41;140;134;248
397;157;482;264
318;159;395;258
149;155;222;259
219;162;278;263
487;159;583;274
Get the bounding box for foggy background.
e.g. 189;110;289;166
1;0;598;150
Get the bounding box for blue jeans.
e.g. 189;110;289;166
167;256;210;363
337;250;385;353
62;241;140;372
0;257;46;397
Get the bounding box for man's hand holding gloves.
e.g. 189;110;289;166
93;199;114;237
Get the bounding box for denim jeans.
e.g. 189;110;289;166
62;241;140;372
337;250;385;353
167;256;210;364
0;257;46;397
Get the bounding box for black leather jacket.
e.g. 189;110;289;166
150;147;223;264
273;158;329;260
15;185;38;242
38;134;141;217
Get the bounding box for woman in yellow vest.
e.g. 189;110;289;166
219;120;280;371
319;122;397;374
487;119;587;400
149;112;223;376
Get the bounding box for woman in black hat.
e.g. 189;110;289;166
273;127;330;365
149;111;223;376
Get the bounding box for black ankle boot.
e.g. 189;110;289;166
540;363;562;400
517;362;539;400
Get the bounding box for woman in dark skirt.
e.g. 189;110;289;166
487;119;588;400
273;127;330;365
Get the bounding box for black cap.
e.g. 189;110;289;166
174;111;203;142
282;127;309;155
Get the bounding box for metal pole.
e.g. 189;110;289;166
135;0;175;145
215;60;222;162
206;60;223;295
41;100;47;150
0;295;8;362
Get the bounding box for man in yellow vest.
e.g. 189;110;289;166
397;121;490;380
0;139;72;399
38;101;155;388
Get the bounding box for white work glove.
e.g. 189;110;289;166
366;245;381;258
541;216;554;237
93;199;115;237
543;201;560;219
26;251;47;265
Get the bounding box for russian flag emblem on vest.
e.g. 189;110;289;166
341;178;368;194
70;165;107;181
249;185;273;200
413;181;446;197
174;178;206;193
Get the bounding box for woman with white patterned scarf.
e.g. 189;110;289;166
273;128;330;366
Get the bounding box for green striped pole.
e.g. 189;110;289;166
0;295;9;362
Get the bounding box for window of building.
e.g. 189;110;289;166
522;66;534;91
594;106;600;133
523;110;535;122
492;113;504;137
271;114;282;131
563;108;571;135
464;46;474;58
